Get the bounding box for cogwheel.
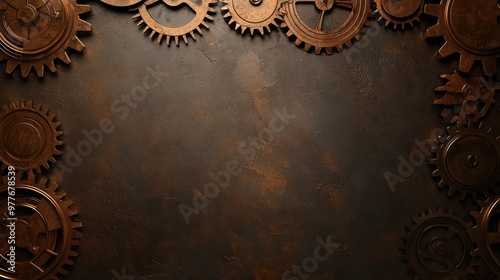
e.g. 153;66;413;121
373;0;424;29
0;0;92;78
423;0;500;75
280;0;372;55
0;101;64;173
429;122;500;201
401;208;476;280
132;0;217;46
470;196;500;277
435;71;499;124
219;0;284;36
0;173;82;279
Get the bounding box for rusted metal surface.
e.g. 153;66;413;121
0;1;499;279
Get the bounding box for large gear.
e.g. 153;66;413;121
434;71;499;125
0;101;64;174
280;0;372;55
429;123;500;201
373;0;424;29
470;196;500;276
219;0;284;36
132;0;217;46
423;0;500;75
0;173;82;279
401;208;476;280
0;0;92;78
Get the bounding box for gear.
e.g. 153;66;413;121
373;0;424;29
429;122;500;201
401;208;476;280
219;0;284;36
100;0;142;8
470;196;500;277
423;0;500;75
132;0;217;46
0;101;64;173
0;0;92;78
0;173;82;279
280;0;372;54
434;71;499;124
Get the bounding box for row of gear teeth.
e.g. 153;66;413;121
373;0;424;29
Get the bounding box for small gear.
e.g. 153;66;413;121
0;0;92;78
470;196;500;276
0;101;64;173
280;0;372;54
0;173;82;279
220;0;284;36
401;208;476;280
423;0;500;75
434;71;499;124
132;0;217;46
429;122;500;201
373;0;424;29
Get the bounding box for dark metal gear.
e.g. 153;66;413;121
132;0;217;46
0;173;82;280
429;122;500;201
280;0;372;54
0;101;64;174
0;0;92;78
434;71;499;124
219;0;284;36
373;0;424;29
401;208;476;280
470;196;500;277
423;0;500;75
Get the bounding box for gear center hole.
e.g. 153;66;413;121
296;2;351;31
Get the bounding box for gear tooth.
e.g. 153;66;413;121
75;4;92;15
72;221;83;229
241;26;247;35
423;24;441;39
69;36;86;52
424;3;442;17
437;41;456;59
385;21;390;27
166;36;171;46
59;268;69;275
286;30;293;38
336;45;343;52
360;27;367;33
149;30;156;40
5;60;18;74
34;64;45;77
196;27;203;35
458;55;475;74
21;65;32;78
45;60;57;73
294;38;302;46
326;47;333;55
205;14;214;21
470;248;480;257
157;34;163;44
429;158;437;165
58;52;71;64
265;25;271;34
182;34;188;45
447;186;455;196
258;27;264;35
345;40;353;48
470;210;480;220
189;31;196;40
314;46;322;55
76;19;92;32
142;25;150;33
235;23;241;31
280;22;288;29
354;34;362;41
175;36;179;46
303;43;312;52
201;21;209;29
68;208;78;217
431;169;440;177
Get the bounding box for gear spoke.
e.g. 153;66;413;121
335;0;353;9
316;10;325;30
444;228;457;240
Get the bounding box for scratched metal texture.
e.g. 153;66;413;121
1;2;499;279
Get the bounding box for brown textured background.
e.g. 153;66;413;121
1;1;499;279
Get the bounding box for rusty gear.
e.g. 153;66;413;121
220;0;284;36
0;101;63;174
132;0;217;46
470;196;500;276
435;71;499;124
0;173;82;280
280;0;372;54
374;0;424;29
423;0;500;75
429;123;500;201
401;208;476;280
0;0;92;78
